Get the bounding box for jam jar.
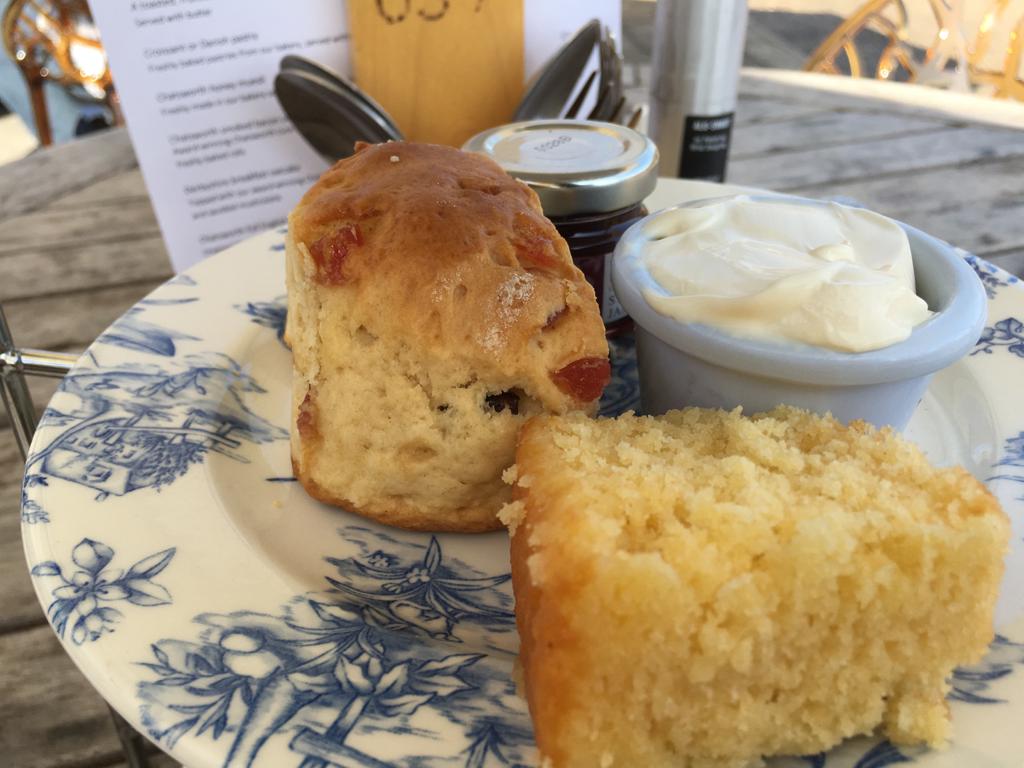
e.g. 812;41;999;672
463;120;659;336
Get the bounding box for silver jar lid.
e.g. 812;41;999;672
463;120;659;217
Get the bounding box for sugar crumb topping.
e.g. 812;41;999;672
478;325;505;353
499;272;535;306
479;273;536;352
389;155;400;163
497;500;526;536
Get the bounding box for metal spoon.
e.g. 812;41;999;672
275;68;400;161
279;55;403;140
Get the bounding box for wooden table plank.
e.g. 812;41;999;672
734;97;833;127
0;430;43;633
0;619;179;767
0;377;61;433
49;168;152;210
0;625;130;768
731;108;950;159
789;155;1024;257
0;236;171;303
0;130;139;221
2;280;166;351
0;456;44;634
730;124;1024;190
0;198;162;258
106;753;181;768
986;249;1024;278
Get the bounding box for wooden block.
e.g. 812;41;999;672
348;0;524;146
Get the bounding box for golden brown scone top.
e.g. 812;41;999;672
290;141;610;408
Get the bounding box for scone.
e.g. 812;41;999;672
286;141;609;532
502;406;1009;768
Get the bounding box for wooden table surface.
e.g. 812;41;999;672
2;72;1023;768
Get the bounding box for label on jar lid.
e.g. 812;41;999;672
463;119;659;216
499;128;633;173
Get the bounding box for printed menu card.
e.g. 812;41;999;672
91;0;619;271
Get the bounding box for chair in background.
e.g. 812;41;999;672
1;0;120;145
970;0;1024;100
804;0;1024;101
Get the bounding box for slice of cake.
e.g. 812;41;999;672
502;406;1009;768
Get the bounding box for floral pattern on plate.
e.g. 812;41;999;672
21;220;1024;768
31;538;175;644
21;350;287;524
138;525;533;768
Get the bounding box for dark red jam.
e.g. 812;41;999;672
549;203;646;337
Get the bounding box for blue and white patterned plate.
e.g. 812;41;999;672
21;180;1024;768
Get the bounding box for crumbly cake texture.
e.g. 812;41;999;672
287;141;608;532
504;406;1009;768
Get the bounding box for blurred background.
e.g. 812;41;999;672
1;0;1022;166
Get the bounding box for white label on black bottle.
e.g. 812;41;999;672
679;112;734;182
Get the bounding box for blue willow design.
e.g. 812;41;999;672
847;741;915;767
236;297;288;344
973;317;1024;357
23;353;287;508
462;720;534;768
138;526;531;768
145;513;1021;768
949;635;1024;704
31;538;175;644
798;740;913;768
324;535;514;646
21;474;49;524
965;254;1019;299
599;333;641;417
98;307;199;357
989;431;1024;492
